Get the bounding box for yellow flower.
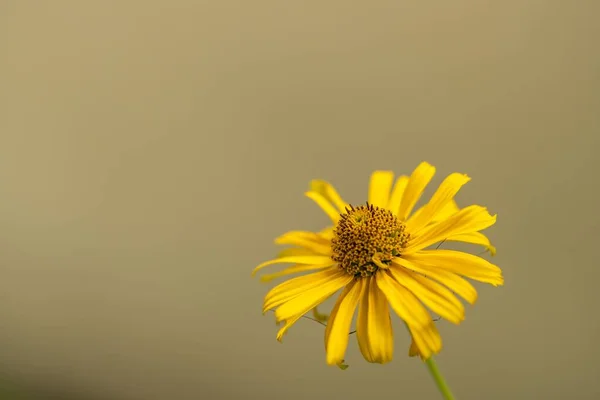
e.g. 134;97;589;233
253;162;503;366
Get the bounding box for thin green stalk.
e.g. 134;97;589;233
425;357;455;400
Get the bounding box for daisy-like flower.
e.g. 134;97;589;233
253;162;503;366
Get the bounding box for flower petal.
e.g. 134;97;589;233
388;266;465;324
406;173;471;233
325;279;363;365
387;175;409;216
277;247;317;258
305;191;342;223
392;257;478;304
447;232;497;256
405;250;503;286
275;231;331;255
397;162;436;220
276;314;303;341
263;267;345;312
356;277;394;363
376;271;431;329
408;323;442;360
409;199;460;226
274;271;352;322
252;255;334;276
368;171;395;208
404;205;496;253
319;226;335;240
433;199;460;222
260;263;335;283
310;179;348;212
408;338;420;357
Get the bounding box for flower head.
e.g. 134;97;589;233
253;162;503;366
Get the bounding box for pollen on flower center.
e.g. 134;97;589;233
331;203;410;278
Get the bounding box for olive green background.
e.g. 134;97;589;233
1;1;599;399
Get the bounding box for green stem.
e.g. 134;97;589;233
425;357;455;400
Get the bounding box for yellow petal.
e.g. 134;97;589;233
408;323;442;360
447;232;497;256
387;175;410;216
324;285;347;349
310;179;348;212
276;314;303;341
260;263;335;283
404;205;496;253
319;226;335;240
409;199;460;226
375;271;431;329
305;191;342;223
356;281;374;362
325;279;363;366
433;199;460;222
274;271;352;322
252;255;334;276
357;277;394;363
406;173;471;233
277;247;317;258
392;257;478;304
368;171;395;209
397;162;436;220
388;266;465;325
275;231;331;255
263;267;343;312
408;338;420;357
405;250;503;286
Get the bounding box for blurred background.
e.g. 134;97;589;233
1;1;599;399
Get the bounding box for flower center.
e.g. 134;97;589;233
331;203;409;277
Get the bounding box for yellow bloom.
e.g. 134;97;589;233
253;162;503;366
